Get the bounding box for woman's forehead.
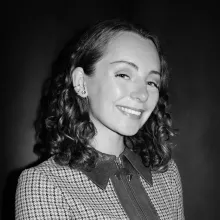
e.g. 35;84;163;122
99;32;160;72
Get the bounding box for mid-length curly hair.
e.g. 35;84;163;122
36;19;176;172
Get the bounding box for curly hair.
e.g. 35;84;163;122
35;19;176;172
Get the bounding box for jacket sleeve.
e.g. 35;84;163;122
15;168;71;220
170;160;185;220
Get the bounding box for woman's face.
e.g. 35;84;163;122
85;31;161;136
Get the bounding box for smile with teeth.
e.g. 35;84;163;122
117;106;142;116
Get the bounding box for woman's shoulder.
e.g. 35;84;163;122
20;157;61;176
151;159;182;187
18;156;80;185
167;159;180;176
167;159;182;182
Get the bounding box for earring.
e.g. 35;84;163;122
74;84;80;88
74;84;86;96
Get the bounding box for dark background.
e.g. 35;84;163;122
1;0;220;219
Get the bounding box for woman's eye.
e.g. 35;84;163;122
147;81;159;89
115;73;130;79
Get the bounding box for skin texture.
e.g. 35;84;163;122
73;32;161;156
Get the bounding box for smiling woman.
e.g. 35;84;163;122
77;31;161;150
15;19;184;220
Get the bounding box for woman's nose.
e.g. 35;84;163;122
130;87;148;102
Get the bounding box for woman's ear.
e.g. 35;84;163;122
71;67;88;98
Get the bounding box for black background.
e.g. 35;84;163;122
1;0;220;219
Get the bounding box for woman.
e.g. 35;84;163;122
16;19;184;219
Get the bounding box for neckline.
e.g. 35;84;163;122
81;147;153;190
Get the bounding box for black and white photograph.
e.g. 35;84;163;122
1;1;219;219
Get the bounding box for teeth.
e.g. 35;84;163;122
118;106;141;116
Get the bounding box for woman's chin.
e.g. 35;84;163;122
116;127;140;137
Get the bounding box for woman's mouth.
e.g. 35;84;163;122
116;105;143;119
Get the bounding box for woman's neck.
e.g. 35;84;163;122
91;130;125;157
88;113;126;157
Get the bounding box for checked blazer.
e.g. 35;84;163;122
15;150;184;220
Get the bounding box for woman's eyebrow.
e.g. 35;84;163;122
110;60;138;70
150;70;161;77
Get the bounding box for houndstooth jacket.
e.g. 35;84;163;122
15;148;184;220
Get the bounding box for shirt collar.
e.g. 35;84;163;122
82;147;153;190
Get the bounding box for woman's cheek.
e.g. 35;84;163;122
114;83;128;97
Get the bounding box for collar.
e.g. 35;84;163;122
82;147;153;190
